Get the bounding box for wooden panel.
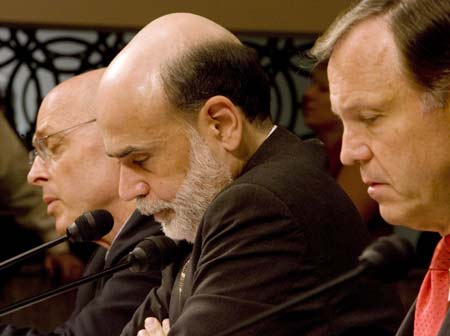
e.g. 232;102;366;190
0;0;352;34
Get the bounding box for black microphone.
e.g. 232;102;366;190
215;235;415;336
0;209;114;272
128;235;179;272
66;209;114;243
358;233;415;282
0;235;178;316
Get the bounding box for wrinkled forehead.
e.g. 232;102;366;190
36;75;99;135
35;97;81;139
327;18;405;106
95;76;181;157
329;17;402;77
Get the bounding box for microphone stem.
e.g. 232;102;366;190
0;236;68;272
216;263;368;336
0;260;131;316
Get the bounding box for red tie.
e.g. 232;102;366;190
414;235;450;336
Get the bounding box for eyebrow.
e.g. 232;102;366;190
32;128;48;145
31;133;48;148
107;145;151;159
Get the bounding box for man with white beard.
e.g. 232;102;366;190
96;13;404;336
136;126;231;243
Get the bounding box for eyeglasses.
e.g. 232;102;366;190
29;118;96;165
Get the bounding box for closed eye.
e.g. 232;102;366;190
133;157;148;164
359;111;382;124
133;158;148;166
361;115;379;124
130;154;152;168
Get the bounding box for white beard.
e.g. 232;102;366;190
137;127;232;242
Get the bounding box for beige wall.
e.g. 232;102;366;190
0;0;352;34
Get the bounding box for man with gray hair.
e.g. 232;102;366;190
310;0;450;335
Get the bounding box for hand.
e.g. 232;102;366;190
137;318;170;336
44;252;85;284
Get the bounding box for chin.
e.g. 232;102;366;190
378;204;405;227
54;214;72;234
55;222;68;235
161;221;195;243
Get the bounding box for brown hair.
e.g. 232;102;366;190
309;0;450;107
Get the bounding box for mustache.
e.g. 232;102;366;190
136;197;173;216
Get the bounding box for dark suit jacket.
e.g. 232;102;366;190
122;127;404;336
0;210;162;336
396;299;450;336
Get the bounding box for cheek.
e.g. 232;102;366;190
54;157;108;207
82;161;121;202
49;161;79;196
374;130;425;192
390;124;428;171
149;175;185;202
149;137;191;201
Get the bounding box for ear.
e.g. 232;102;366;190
197;96;243;152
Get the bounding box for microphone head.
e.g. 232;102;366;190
358;235;415;282
129;236;178;272
66;209;114;243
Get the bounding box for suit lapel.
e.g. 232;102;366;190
438;308;450;336
396;297;450;336
71;248;107;316
396;300;415;336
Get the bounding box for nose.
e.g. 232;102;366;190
118;164;150;201
340;127;372;166
27;157;49;186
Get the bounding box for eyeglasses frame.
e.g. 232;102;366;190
29;118;96;165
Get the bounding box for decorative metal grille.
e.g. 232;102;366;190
0;26;315;147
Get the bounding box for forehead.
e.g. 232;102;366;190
96;72;181;155
327;17;406;112
35;94;79;137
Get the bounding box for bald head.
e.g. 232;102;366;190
97;13;270;136
38;69;104;130
136;12;240;51
103;13;240;85
98;14;243;121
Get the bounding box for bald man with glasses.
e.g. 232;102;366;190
0;69;163;336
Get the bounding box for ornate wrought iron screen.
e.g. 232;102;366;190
0;26;315;147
